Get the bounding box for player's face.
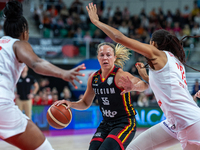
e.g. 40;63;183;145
97;45;116;69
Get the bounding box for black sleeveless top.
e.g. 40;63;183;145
91;66;136;121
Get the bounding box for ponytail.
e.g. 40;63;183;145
114;44;131;69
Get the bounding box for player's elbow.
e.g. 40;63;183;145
114;33;124;43
84;101;92;109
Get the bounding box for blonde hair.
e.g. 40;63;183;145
97;42;131;69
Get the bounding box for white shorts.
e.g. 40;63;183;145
159;120;177;139
0;102;29;139
177;120;200;149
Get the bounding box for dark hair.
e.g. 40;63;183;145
3;0;28;38
151;29;185;63
146;29;200;72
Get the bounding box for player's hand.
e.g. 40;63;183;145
135;62;149;82
118;76;135;95
194;90;200;98
86;3;99;24
62;63;86;88
53;100;71;109
28;93;34;99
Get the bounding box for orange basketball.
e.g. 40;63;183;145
46;104;72;129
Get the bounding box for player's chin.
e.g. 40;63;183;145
101;64;110;68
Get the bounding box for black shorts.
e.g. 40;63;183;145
89;117;136;150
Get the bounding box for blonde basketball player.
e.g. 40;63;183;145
54;42;149;150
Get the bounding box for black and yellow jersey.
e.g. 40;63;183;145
91;66;136;121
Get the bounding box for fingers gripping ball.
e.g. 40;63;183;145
47;104;72;129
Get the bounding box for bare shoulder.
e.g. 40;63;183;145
87;71;96;83
14;40;30;48
152;50;168;70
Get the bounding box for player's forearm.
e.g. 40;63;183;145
93;20;124;43
142;75;149;84
32;59;64;79
70;99;92;110
134;81;149;92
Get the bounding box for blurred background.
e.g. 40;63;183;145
0;0;200;133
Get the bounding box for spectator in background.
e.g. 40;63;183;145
194;11;200;25
102;6;114;23
113;6;123;28
118;21;129;36
16;65;39;119
122;7;130;19
173;9;182;24
192;79;200;104
137;92;149;107
39;78;50;92
70;0;83;14
51;87;59;104
166;10;173;25
191;2;200;17
158;7;164;16
60;86;72;100
84;31;92;42
35;4;44;25
141;15;149;30
42;11;51;29
92;29;102;39
182;5;190;18
139;8;146;18
149;8;157;17
49;5;58;17
191;23;200;36
130;91;139;107
0;25;3;37
60;5;69;23
33;94;41;105
73;27;84;46
40;92;49;105
51;93;58;104
173;22;181;37
79;6;87;25
182;24;191;36
165;22;173;32
131;15;141;29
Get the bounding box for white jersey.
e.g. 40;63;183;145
0;36;25;103
149;51;200;132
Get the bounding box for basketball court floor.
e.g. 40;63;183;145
0;128;182;150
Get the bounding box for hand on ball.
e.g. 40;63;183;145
53;100;71;109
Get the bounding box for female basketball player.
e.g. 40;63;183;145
0;1;85;150
86;3;200;150
54;42;149;150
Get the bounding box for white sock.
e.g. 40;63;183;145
35;138;54;150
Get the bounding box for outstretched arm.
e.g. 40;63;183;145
86;3;158;59
54;73;96;110
14;41;86;88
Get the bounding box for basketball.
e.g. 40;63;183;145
46;104;72;129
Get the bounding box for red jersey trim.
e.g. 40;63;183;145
107;134;124;150
90;137;104;144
